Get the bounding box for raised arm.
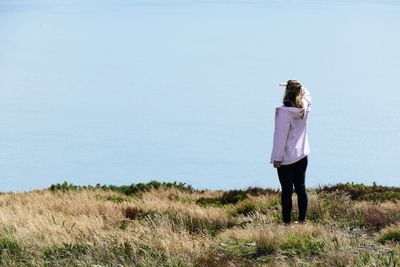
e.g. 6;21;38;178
301;87;312;111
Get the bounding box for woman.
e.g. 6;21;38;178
270;80;312;225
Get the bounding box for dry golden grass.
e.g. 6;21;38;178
0;185;399;266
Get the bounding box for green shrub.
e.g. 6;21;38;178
49;181;79;192
117;219;130;230
107;180;194;195
356;252;372;266
90;242;184;266
317;182;400;201
43;243;89;261
195;197;223;207
378;230;400;244
196;187;280;207
220;188;280;205
49;180;195;196
111;242;135;262
376;250;399;267
280;233;325;257
0;236;31;264
219;239;256;258
236;199;258;215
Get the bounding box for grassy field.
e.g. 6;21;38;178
0;181;399;266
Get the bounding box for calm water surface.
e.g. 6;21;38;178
1;0;400;191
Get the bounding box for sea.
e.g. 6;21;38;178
1;0;399;191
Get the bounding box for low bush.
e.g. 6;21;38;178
280;233;325;257
219;238;256;258
43;243;89;261
379;231;400;244
220;188;280;205
0;235;31;265
110;242;135;263
50;180;195;196
236;199;259;215
235;196;277;216
317;182;400;201
196;187;280;207
378;224;400;244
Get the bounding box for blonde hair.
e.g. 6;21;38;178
283;80;303;108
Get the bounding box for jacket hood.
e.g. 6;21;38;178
279;106;305;120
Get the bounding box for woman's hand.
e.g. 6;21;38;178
273;161;281;168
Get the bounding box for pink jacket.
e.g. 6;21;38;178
270;88;312;165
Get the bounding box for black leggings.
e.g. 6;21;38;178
277;156;308;223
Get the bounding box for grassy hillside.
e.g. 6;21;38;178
0;181;399;266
